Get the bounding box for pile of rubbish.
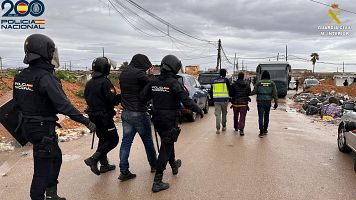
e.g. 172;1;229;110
292;90;355;121
57;129;89;143
0;137;15;152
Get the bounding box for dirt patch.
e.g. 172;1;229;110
0;77;13;97
307;78;356;97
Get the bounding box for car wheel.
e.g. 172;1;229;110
338;124;352;153
203;100;209;114
187;112;197;122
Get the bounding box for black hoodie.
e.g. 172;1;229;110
229;79;251;105
119;54;153;112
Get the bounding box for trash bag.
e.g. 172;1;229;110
343;102;355;111
309;98;320;106
305;105;320;115
321;103;343;118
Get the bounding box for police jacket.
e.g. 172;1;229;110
119;55;152;112
229;79;251;105
140;72;202;115
84;72;121;117
13;59;89;125
251;79;278;103
211;77;230;102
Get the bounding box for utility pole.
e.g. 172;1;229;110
242;60;244;71
70;61;72;71
236;58;239;71
0;56;2;71
216;39;221;71
64;62;67;71
233;53;237;74
277;53;279;61
102;47;105;57
343;62;345;73
286;44;288;61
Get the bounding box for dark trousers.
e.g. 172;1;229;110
233;106;248;131
153;111;179;174
257;102;271;132
89;116;119;160
22;121;62;200
156;141;175;174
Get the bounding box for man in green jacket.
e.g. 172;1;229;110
251;71;278;138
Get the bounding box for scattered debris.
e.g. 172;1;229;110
291;79;356;127
0;137;15;152
57;129;89;143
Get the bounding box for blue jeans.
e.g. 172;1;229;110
257;102;271;132
119;110;157;172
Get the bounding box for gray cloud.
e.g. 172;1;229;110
0;0;355;72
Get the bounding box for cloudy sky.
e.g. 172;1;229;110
1;0;356;72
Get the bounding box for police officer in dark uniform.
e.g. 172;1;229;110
84;57;121;175
141;55;204;193
13;34;96;200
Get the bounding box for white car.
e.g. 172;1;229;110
337;102;356;172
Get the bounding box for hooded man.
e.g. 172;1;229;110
251;71;278;138
229;72;251;136
118;54;157;181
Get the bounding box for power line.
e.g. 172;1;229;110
107;0;165;38
220;45;233;65
309;0;356;15
123;0;216;43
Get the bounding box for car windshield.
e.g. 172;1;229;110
306;79;319;84
198;74;219;84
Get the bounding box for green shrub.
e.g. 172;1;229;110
76;89;85;98
55;70;76;83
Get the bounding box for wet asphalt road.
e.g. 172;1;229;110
1;95;356;200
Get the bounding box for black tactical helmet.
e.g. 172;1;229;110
23;34;56;64
160;55;182;74
92;57;111;75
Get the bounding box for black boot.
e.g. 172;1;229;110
152;174;169;193
118;170;136;181
171;159;182;175
150;166;156;173
99;158;116;173
46;186;66;200
84;152;101;175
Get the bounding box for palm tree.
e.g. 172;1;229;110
310;53;319;73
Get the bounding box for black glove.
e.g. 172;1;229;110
86;121;96;133
199;110;204;118
274;103;278;110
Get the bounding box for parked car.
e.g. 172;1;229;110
178;74;209;122
198;72;220;105
303;78;320;91
337;102;356;172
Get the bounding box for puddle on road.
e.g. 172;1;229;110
62;154;81;162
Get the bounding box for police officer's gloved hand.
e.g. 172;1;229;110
199;110;204;118
274;103;278;110
86;121;97;133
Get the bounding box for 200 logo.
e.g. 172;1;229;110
1;0;45;17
